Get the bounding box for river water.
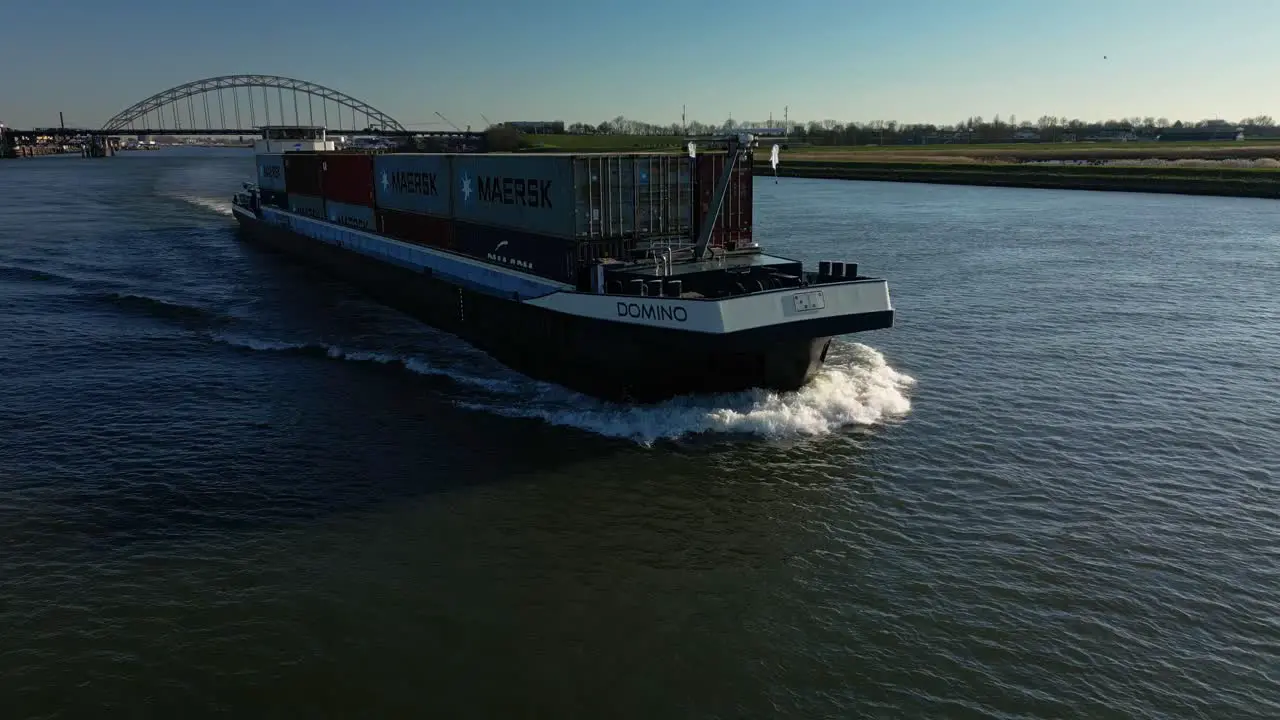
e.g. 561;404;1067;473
1;148;1277;718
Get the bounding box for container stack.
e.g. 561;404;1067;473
255;154;287;208
321;153;376;231
283;153;324;219
373;154;455;252
693;152;754;251
252;148;751;284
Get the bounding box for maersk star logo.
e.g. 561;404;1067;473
381;171;389;191
460;173;473;202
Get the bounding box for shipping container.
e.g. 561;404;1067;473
450;153;693;240
453;221;576;284
321;152;375;206
373;154;452;216
378;208;455;251
259;188;288;208
577;154;693;239
283;153;323;196
257;154;286;192
693;152;754;249
287;193;326;220
325;200;376;232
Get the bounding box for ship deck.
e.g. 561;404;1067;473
623;252;803;279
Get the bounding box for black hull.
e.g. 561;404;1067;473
233;212;877;403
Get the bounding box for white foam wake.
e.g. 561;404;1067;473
213;333;916;445
211;333;521;393
176;195;234;216
460;342;916;445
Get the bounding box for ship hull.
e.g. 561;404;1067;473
232;209;888;402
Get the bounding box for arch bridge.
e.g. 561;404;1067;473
96;74;415;136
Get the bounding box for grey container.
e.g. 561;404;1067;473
287;193;326;220
257;154;286;192
325;200;376;232
373;154;452;216
450;153;693;240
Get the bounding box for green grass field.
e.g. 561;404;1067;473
771;140;1280;163
515;133;1280;163
761;162;1280;199
507;133;1280;197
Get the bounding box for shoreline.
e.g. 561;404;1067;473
754;161;1280;199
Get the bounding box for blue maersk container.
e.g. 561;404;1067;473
257;154;286;192
373;154;452;217
453;221;577;284
369;152;694;243
450;153;694;240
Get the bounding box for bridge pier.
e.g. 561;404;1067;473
81;135;115;158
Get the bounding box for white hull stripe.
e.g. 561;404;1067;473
257;207;572;298
245;207;890;335
526;280;892;334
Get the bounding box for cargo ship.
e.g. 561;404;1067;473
231;125;894;402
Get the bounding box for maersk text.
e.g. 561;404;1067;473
477;177;553;208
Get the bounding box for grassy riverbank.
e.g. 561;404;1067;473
753;142;1280;198
765;140;1280;163
755;160;1280;199
513;134;1280;198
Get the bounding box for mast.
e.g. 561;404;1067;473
691;133;756;262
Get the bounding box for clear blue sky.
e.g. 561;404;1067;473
3;0;1278;130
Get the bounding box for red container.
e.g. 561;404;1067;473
321;152;375;206
693;152;754;249
378;208;456;251
283;153;323;197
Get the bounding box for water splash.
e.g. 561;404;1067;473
211;333;915;446
462;343;915;445
174;195;233;217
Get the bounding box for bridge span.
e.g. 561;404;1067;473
3;74;481;156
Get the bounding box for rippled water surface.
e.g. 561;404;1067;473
2;149;1277;718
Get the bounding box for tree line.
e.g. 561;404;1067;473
509;114;1279;144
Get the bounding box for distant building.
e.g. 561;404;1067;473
1157;126;1245;141
1012;128;1041;141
